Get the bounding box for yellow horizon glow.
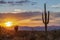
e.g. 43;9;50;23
5;22;12;27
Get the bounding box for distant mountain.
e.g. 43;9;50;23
18;26;60;31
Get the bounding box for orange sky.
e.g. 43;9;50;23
0;12;59;27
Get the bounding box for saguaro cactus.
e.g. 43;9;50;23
42;3;50;40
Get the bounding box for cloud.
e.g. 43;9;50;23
10;0;30;5
0;12;42;26
0;12;41;20
30;16;42;21
13;9;26;13
31;18;41;21
54;13;60;17
0;0;36;5
49;12;60;26
16;0;30;3
0;12;60;26
51;4;60;8
0;9;27;13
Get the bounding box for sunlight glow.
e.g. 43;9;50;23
5;22;12;27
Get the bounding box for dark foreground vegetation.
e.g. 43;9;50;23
0;27;60;40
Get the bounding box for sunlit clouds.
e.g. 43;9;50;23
0;0;60;27
0;11;59;27
13;9;27;13
51;4;60;8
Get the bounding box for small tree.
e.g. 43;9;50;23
14;26;19;37
14;26;18;32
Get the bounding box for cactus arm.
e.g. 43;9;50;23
48;11;50;23
42;13;45;24
47;11;50;24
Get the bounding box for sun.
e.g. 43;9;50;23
5;22;12;27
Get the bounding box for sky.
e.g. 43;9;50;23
0;0;60;27
0;0;60;12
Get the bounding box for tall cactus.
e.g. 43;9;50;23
42;3;50;40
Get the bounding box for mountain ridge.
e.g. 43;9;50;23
18;26;60;31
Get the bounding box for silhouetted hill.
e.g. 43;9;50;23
18;26;60;31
